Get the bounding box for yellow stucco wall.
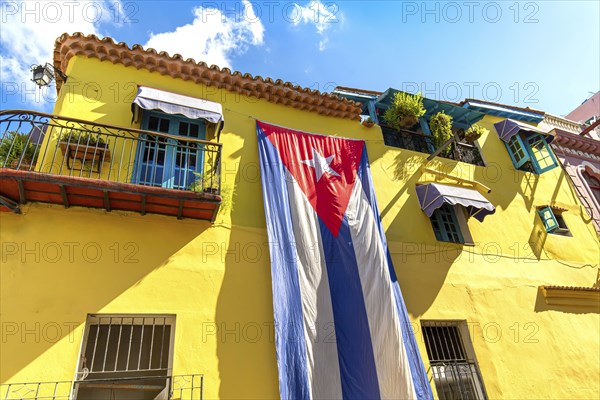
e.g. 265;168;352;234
1;55;599;399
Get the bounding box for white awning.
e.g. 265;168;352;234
133;86;224;124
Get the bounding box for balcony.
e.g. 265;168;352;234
381;126;485;166
0;110;222;221
445;142;485;167
382;126;433;154
0;374;204;400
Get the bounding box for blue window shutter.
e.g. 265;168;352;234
538;207;559;232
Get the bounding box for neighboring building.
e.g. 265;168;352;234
1;33;599;399
542;113;600;234
566;91;600;125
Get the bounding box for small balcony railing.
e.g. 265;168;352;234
382;125;433;154
0;110;222;194
445;142;485;167
0;374;204;400
381;125;485;166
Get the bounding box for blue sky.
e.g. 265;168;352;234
1;1;598;116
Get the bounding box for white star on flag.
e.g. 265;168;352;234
301;148;340;182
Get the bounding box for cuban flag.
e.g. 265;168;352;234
257;121;432;399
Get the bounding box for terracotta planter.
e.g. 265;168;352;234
464;132;481;144
398;115;419;128
361;120;375;128
59;141;111;173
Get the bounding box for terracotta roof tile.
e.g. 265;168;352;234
53;33;362;120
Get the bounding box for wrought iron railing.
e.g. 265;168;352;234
381;125;485;166
382;125;433;154
0;110;222;194
428;361;487;400
0;374;204;400
445;142;486;167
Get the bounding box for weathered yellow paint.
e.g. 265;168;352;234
1;54;599;399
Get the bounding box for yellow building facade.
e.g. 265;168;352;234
1;34;599;399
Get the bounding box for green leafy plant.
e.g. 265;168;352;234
429;111;454;152
190;166;219;193
0;131;39;167
59;131;107;147
383;92;426;129
464;124;488;143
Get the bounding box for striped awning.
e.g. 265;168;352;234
494;119;554;143
416;183;495;222
133;86;224;124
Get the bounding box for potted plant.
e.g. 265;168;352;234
383;92;426;129
429;111;454;155
0;131;39;169
190;168;219;194
361;116;375;128
464;124;488;144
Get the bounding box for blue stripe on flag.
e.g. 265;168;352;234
319;216;381;399
356;148;434;400
257;125;312;399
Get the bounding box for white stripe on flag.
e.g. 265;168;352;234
285;171;343;399
346;178;418;399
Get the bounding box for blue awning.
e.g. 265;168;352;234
133;86;224;124
494;119;555;143
416;183;495;222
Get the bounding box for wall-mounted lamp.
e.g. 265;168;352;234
31;63;67;88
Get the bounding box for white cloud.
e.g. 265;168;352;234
144;0;264;69
0;0;122;108
292;1;340;51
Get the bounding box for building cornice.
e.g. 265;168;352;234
53;33;362;120
553;130;600;157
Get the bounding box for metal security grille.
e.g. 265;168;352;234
79;315;173;377
422;322;487;400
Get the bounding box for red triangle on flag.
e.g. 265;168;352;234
258;121;364;237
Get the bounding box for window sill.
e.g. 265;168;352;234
540;285;600;309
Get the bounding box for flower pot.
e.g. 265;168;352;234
59;141;111;173
398;115;419;128
464;132;481;144
361;120;375;128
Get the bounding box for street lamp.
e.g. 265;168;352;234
31;63;67;88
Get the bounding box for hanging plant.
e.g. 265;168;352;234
383;92;426;129
429;111;454;152
464;124;488;143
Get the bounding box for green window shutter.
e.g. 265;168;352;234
538;207;559;232
505;134;531;169
525;134;559;174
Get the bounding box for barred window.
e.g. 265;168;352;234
74;315;175;400
421;321;487;400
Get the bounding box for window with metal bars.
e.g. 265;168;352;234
74;315;175;400
421;321;487;400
